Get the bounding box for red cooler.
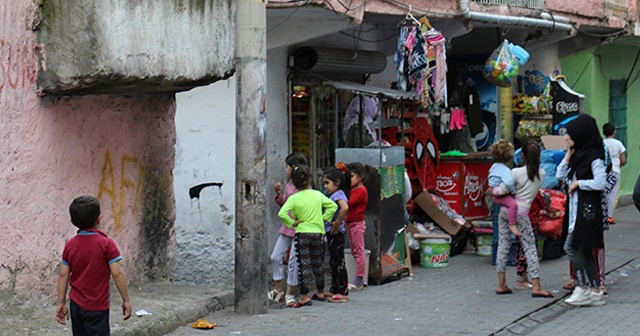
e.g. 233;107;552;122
436;153;492;219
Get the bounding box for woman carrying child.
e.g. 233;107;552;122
278;165;338;308
494;142;553;298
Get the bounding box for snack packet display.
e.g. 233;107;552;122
516;119;552;138
483;40;520;87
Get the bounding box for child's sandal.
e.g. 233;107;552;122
285;295;297;307
327;294;348;303
268;289;284;303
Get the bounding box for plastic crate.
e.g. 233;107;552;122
541;236;565;260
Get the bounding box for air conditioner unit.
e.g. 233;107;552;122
293;47;387;75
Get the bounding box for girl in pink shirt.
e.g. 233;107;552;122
269;153;307;307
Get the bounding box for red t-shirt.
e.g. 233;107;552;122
61;229;122;311
346;186;368;222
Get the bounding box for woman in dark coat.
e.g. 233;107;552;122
556;114;607;306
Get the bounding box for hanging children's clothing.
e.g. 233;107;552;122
394;19;448;107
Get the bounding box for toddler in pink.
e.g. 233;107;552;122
489;139;520;237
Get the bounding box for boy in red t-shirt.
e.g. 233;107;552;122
56;196;132;335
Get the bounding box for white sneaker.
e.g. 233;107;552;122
589;290;606;306
565;286;592;306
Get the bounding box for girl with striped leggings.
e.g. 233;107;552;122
278;165;337;308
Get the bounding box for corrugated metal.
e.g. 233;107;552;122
323;81;418;99
472;0;545;9
294;47;387;74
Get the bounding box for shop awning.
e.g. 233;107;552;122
323;81;418;100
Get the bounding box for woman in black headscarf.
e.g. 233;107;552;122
556;114;607;307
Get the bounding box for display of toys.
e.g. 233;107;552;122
483;40;525;87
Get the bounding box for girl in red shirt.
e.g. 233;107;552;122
345;162;368;291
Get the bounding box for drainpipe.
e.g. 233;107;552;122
459;0;575;34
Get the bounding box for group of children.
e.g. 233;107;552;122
270;153;369;308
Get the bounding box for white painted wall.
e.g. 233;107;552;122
173;77;237;286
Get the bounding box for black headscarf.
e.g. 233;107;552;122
565;114;604;178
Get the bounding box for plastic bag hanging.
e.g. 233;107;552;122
483;40;519;87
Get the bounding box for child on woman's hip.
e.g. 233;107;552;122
489;139;520;237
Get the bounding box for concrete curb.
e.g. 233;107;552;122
618;194;634;208
112;290;234;336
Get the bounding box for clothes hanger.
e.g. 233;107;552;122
400;5;420;26
419;16;433;30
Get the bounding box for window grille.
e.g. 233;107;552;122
472;0;545;9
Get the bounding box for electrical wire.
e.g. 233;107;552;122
572;47;599;87
267;1;310;33
625;48;640;90
379;0;430;15
575;26;627;38
339;31;399;42
267;0;368;33
333;0;368;12
266;0;309;3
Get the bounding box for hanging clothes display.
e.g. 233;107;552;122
394;19;447;108
462;79;483;137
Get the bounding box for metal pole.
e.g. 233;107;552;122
334;91;339;152
359;94;364;147
500;86;513;143
235;0;268;314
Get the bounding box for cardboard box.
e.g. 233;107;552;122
413;191;463;235
405;222;451;240
541;135;566;150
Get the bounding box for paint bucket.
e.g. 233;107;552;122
420;237;451;268
476;234;493;257
345;248;371;285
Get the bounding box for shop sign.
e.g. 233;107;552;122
523;70;549;96
551;78;584;135
436;173;459;195
463;162;491;218
464;173;483;206
436;164;462;214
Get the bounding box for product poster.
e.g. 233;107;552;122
449;56;498;150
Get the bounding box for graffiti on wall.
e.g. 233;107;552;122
97;150;146;231
0;39;45;92
189;182;223;199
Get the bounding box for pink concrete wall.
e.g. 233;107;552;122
0;1;176;301
546;0;604;21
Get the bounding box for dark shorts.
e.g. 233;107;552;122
70;300;110;336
